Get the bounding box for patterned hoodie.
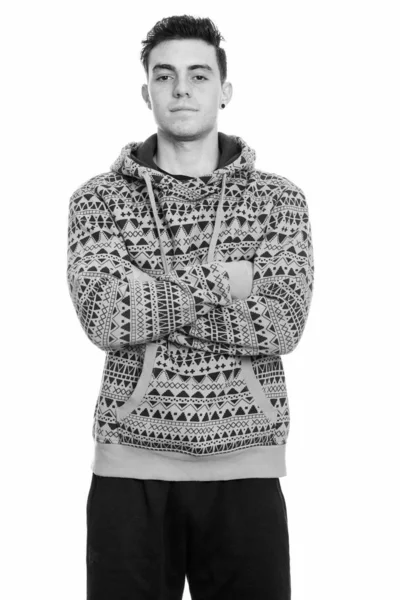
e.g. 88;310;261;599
66;132;314;480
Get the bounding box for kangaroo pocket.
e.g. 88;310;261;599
116;344;285;455
242;354;290;445
240;356;279;423
115;342;160;423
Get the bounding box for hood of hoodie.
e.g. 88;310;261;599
109;132;257;274
131;131;243;180
110;132;256;196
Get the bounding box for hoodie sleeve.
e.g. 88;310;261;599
168;184;314;356
67;187;233;351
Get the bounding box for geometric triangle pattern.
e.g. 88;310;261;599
67;133;314;460
168;185;314;356
93;345;286;455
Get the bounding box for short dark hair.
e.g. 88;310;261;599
140;15;227;85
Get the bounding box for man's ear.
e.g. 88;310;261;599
221;81;233;108
141;84;151;109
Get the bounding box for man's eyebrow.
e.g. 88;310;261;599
152;63;214;73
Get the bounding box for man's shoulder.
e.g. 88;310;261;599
252;167;303;195
69;170;130;204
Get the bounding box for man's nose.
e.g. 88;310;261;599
173;77;192;97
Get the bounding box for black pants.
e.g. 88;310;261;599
87;474;290;600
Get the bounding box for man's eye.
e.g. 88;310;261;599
156;75;207;81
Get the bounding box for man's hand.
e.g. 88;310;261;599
128;264;156;282
221;260;254;300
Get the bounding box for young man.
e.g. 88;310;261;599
67;15;314;600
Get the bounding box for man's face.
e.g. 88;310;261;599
143;38;230;140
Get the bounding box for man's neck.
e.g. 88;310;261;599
153;129;220;177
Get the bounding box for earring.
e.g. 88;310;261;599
221;103;225;108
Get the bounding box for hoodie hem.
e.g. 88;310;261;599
91;441;287;481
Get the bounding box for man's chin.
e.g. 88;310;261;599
159;123;212;142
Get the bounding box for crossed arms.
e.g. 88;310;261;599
67;182;314;357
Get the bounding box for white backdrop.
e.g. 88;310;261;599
1;1;399;598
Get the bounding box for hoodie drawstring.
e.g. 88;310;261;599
142;171;227;275
207;173;227;263
143;171;170;275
